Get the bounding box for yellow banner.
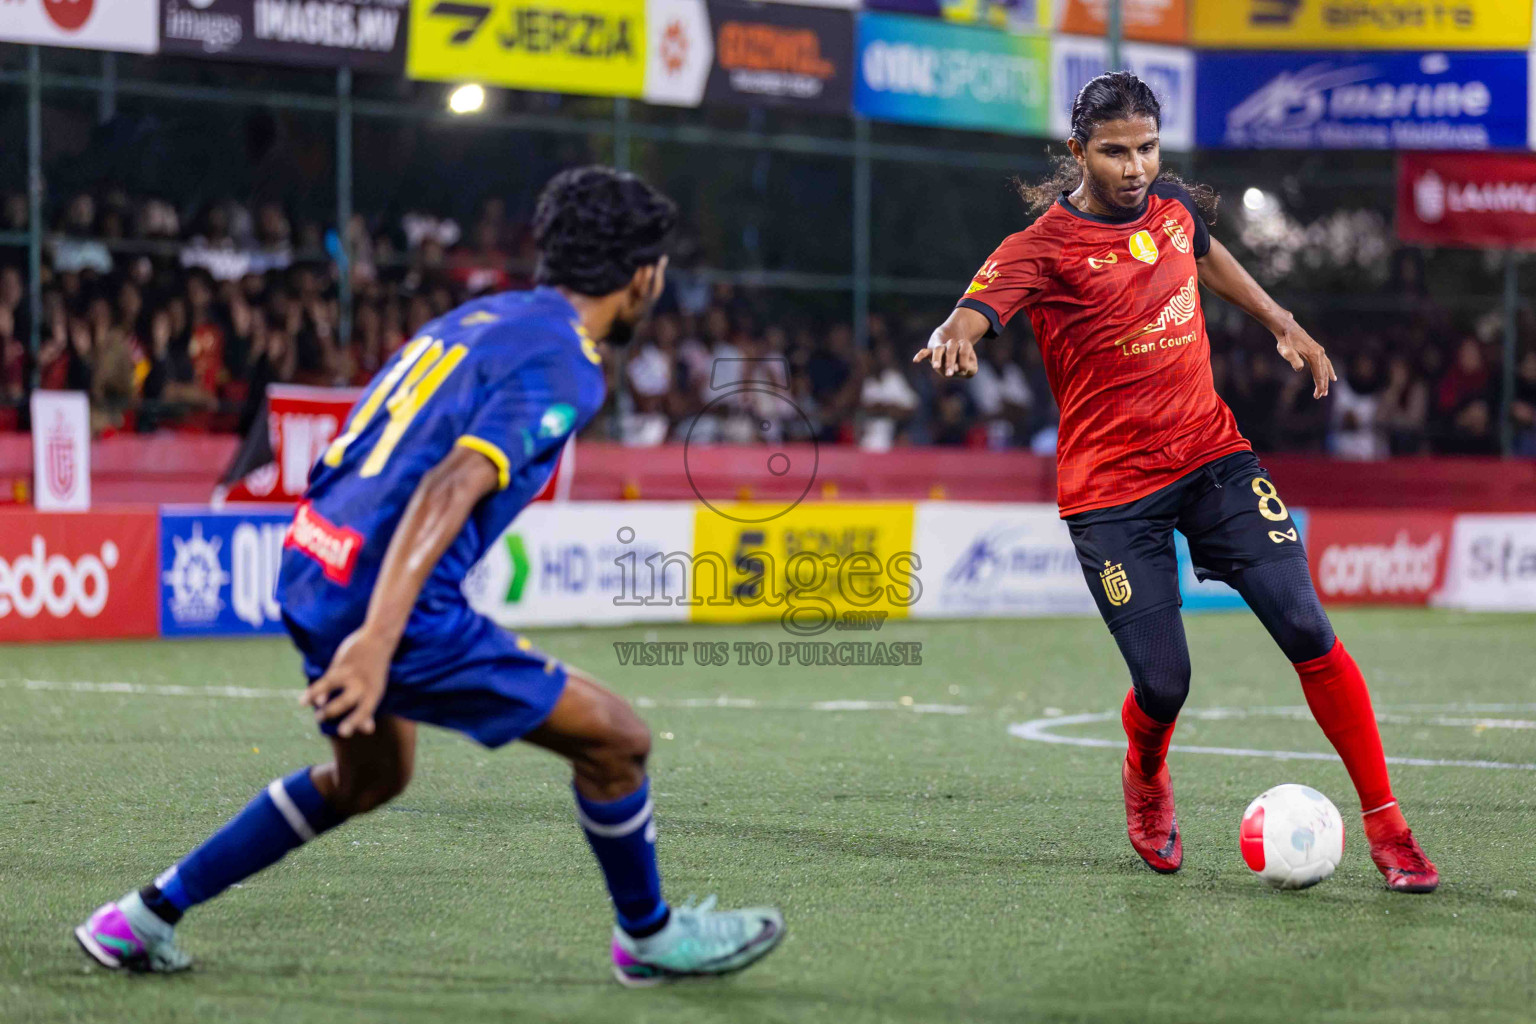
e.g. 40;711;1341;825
1192;0;1532;49
689;503;917;630
407;0;644;98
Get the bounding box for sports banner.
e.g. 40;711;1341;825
1192;0;1531;51
158;0;408;71
159;507;293;637
1057;0;1185;44
1051;35;1194;150
689;502;917;629
860;0;1048;35
0;509;159;642
464;501;694;627
0;0;158;53
909;502;1096;618
645;0;852;111
1398;151;1536;251
1437;514;1536;611
217;384;362;504
1307;510;1452;606
407;0;646;97
853;12;1051;136
30;391;90;512
1196;50;1528;150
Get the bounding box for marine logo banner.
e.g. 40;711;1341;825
408;0;645;97
1196;50;1528;150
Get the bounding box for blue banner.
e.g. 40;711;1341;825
853;12;1051;135
1196;51;1528;151
160;507;292;637
1178;508;1309;613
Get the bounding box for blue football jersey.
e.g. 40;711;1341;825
276;286;606;641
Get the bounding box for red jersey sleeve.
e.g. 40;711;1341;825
954;227;1059;338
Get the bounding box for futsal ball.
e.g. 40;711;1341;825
1239;784;1345;890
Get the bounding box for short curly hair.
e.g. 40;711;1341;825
532;166;678;296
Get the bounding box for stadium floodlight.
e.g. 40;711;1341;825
448;84;486;115
1243;188;1268;212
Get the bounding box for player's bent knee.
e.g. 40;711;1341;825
316;761;412;817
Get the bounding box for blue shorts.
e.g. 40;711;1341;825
283;604;568;749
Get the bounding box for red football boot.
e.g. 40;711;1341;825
1122;756;1182;874
1364;803;1439;893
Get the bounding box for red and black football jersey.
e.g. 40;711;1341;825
956;181;1250;517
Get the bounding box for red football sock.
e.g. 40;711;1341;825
1121;689;1175;778
1294;639;1396;815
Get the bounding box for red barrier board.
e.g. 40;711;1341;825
1308;510;1454;606
1398;151;1536;251
0;509;159;641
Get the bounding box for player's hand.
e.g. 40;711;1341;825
1275;322;1335;399
913;332;979;378
300;628;392;738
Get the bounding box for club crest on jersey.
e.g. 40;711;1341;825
1161;217;1190;254
1100;560;1132;607
1128;230;1159;265
1086;251;1118;271
966;260;1001;294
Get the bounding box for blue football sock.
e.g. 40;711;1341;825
144;767;345;923
575;777;667;935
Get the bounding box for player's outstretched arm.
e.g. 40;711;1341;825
1197;237;1336;399
913;305;990;379
301;446;501;737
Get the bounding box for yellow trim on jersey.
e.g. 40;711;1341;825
456;435;511;490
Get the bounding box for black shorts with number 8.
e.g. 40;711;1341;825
1065;451;1309;630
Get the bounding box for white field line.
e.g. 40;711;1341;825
1008;707;1536;772
1;679;971;715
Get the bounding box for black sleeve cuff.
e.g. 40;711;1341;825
956;297;1003;338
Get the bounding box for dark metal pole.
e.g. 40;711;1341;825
1107;0;1123;72
614;97;631;172
336;67;353;353
853;116;871;348
1501;250;1518;456
27;46;42;373
99;52;116;124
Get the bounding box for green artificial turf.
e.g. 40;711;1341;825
2;610;1533;1023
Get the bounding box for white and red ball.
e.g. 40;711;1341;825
1240;784;1345;890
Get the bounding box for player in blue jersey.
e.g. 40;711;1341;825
75;167;784;986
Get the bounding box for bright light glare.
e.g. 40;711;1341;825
448;84;486;115
1243;187;1267;212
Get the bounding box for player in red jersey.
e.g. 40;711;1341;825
915;72;1437;892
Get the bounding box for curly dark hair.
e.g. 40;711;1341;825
1015;71;1218;222
533;166;678;296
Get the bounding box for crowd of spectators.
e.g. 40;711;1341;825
3;187;1534;457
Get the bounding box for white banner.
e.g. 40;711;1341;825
465;502;695;628
910;502;1097;619
0;0;158;53
1051;35;1195;151
643;0;713;107
1437;514;1536;612
30;391;91;512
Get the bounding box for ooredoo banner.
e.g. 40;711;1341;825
407;0;646;98
158;0;408;71
1196;49;1529;151
1398;151;1536;252
0;0;158;53
1437;514;1536;611
1306;510;1452;606
0;509;159;642
160;507;293;637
